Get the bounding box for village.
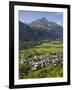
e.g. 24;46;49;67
20;52;63;71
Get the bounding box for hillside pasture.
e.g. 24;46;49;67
19;40;63;79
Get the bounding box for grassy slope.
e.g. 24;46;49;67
20;64;63;79
19;40;63;57
19;40;63;79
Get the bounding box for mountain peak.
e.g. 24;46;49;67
40;17;47;21
29;17;49;27
39;17;48;23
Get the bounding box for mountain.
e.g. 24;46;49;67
19;21;37;41
19;17;63;42
29;17;57;30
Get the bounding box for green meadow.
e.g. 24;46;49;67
19;40;63;79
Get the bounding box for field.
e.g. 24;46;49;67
19;40;63;79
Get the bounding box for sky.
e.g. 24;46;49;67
19;10;63;26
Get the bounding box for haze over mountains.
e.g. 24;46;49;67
19;17;63;42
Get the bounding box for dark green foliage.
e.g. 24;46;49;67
19;41;41;50
19;62;32;78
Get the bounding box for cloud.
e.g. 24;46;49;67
57;21;63;26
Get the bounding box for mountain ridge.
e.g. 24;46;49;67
19;17;63;42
